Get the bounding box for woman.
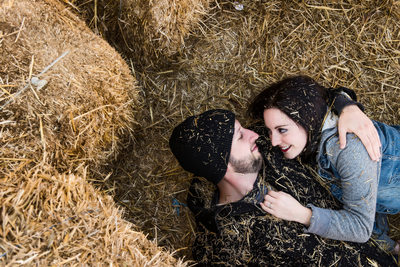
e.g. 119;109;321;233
248;75;400;253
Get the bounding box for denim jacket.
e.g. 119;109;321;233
306;111;400;243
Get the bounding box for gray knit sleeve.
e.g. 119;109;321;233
305;133;379;242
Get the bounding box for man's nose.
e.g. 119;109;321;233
245;128;259;142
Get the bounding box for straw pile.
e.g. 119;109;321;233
98;0;400;260
1;0;188;265
62;0;212;70
0;167;186;266
0;0;138;176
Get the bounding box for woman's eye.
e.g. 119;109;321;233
278;128;287;134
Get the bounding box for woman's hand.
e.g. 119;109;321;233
338;105;381;161
261;190;312;226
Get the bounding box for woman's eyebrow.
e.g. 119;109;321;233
274;124;289;129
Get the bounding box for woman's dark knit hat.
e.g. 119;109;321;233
169;109;235;185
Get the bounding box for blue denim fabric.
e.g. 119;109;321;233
374;122;400;214
318;119;400;249
373;212;396;250
319;121;400;211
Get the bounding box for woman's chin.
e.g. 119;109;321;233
283;152;299;160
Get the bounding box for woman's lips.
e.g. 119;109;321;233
281;145;291;152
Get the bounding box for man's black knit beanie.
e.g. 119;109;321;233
169;109;235;185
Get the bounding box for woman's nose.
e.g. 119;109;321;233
270;133;281;147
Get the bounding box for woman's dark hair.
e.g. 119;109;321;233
248;75;329;161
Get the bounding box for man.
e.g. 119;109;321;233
169;109;396;266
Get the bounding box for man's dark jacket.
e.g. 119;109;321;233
187;125;397;266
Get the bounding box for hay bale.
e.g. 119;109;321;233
0;166;187;266
0;0;138;176
62;0;213;69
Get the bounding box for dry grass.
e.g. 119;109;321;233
0;165;187;266
2;0;400;264
96;0;400;260
0;0;188;265
62;0;213;70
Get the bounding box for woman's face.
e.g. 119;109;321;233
263;108;308;159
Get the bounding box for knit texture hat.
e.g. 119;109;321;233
169;109;235;184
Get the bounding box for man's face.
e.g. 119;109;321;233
229;120;263;174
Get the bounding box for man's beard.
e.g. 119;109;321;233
229;154;262;174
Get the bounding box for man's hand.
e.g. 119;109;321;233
338;105;381;161
261;190;312;226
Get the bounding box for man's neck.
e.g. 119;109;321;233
217;172;258;205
